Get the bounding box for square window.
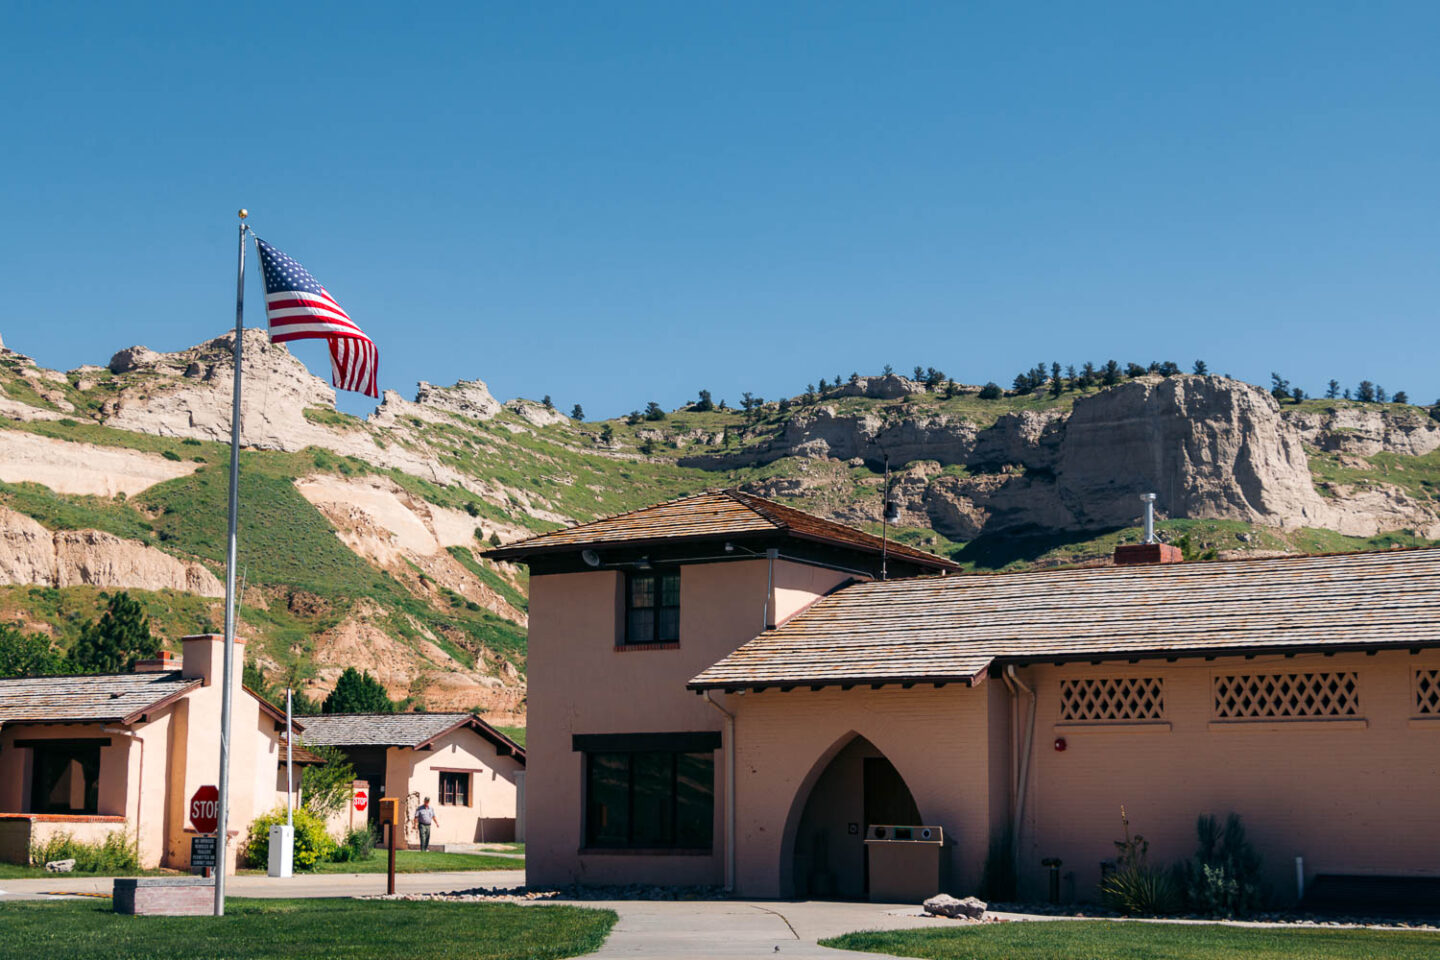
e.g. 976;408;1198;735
439;771;471;806
624;571;680;645
584;750;713;849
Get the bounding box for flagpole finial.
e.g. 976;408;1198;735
237;208;248;220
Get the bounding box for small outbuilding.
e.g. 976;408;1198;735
297;712;525;846
0;634;301;871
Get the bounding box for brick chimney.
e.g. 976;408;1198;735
134;650;182;672
181;633;246;686
1114;492;1184;565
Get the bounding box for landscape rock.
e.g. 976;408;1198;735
44;858;75;873
415;379;502;422
923;893;987;919
505;398;569;427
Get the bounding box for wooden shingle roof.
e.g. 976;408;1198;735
486;489;958;571
298;712;524;760
0;671;201;725
688;547;1440;690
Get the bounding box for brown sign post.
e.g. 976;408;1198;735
377;797;400;895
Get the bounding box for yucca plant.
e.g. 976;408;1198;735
1100;806;1181;916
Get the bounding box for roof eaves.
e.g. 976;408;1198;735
118;678;203;725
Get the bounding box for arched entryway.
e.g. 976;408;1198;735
787;734;921;899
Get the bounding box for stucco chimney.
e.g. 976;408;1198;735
181;633;246;686
134;650;182;673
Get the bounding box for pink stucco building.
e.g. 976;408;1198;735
0;634;302;871
491;489;1440;904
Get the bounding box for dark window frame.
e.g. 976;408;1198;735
28;740;103;815
583;749;714;851
623;569;681;646
439;770;471;806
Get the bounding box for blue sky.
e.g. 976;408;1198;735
2;2;1436;418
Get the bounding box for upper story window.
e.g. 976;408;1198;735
625;570;680;646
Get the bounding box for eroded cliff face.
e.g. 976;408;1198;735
739;376;1440;540
0;507;223;596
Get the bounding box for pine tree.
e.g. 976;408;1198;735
322;667;395;714
69;591;158;674
913;366;925;381
978;382;1002;400
570;404;585;421
1193;360;1208;376
1291;386;1305;403
1126;362;1147;378
644;401;666;421
542;395;554;410
804;384;816;403
1081;362;1098;388
694;389;715;412
626;410;643;425
1326;380;1340;399
1050;362;1063;397
882;364;894;376
1376;385;1389;403
1102;360;1122;386
1356;381;1376;402
599;423;614;444
1393;391;1409;405
1270;373;1291;402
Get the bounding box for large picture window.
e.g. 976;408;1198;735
29;741;102;815
585;750;714;850
625;571;680;646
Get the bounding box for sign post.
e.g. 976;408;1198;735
378;797;399;896
189;785;220;878
354;789;369;815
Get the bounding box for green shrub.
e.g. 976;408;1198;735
1101;807;1181;915
161;450;181;461
978;382;1003;400
181;438;202;446
330;826;377;863
1180;813;1265;916
244;807;335;871
29;830;139;873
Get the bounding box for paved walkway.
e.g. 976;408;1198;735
0;870;953;957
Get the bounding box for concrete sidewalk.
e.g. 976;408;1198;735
0;868;527;901
0;870;954;958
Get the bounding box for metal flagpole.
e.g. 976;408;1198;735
286;688;294;827
214;208;249;916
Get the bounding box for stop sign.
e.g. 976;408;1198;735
190;784;219;834
354;789;369;812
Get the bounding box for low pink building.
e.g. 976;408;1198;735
491;489;1440;905
297;713;525;846
0;634;301;871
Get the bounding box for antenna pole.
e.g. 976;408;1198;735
881;455;890;581
214;208;248;916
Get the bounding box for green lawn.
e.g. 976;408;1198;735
821;921;1440;959
239;850;522;875
0;898;614;960
0;863;171;880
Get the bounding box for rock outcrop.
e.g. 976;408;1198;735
0;431;198;498
0;507;223;596
1284;405;1440;457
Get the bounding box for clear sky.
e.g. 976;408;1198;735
2;2;1436;418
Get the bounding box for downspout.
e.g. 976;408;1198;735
704;690;736;893
102;726;144;862
1003;665;1037;879
763;548;777;631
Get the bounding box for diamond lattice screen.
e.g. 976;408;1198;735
1059;677;1165;721
1416;670;1440;715
1212;672;1360;719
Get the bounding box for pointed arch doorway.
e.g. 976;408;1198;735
787;734;921;899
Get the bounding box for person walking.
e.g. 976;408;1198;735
414;797;439;852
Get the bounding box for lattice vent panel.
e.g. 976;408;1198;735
1212;672;1359;719
1416;670;1440;715
1059;677;1165;721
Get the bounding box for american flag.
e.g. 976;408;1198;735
255;237;379;398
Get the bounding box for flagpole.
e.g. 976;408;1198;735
214;208;248;916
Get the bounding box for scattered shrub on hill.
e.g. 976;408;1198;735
245;807;334;871
571;403;585;420
182;437;202;446
1181;813;1265;916
643;401;666;421
161;449;182;461
1393;391;1408;405
978;382;1002;400
30;830;138;873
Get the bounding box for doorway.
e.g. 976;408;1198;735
789;735;921;899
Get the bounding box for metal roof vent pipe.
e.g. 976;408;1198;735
1113;492;1184;566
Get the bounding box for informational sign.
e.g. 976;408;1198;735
353;789;369;812
190;835;218;870
189;784;220;834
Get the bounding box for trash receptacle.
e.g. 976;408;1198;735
268;824;294;878
865;824;943;903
